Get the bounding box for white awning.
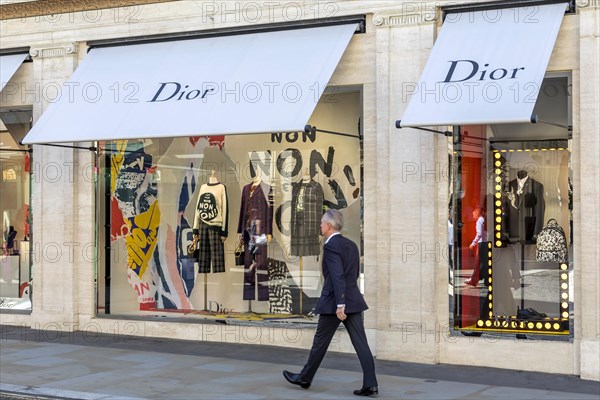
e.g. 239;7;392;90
398;2;567;128
22;24;357;144
0;53;28;92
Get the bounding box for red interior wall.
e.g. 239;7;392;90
460;126;486;327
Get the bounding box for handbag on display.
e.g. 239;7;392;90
187;239;199;259
536;219;568;263
235;241;245;265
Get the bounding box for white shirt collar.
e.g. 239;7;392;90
518;175;529;187
325;232;341;244
517;176;529;195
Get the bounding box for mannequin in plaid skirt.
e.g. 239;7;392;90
192;171;228;273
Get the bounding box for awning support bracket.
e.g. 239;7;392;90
396;117;571;135
395;120;452;136
22;142;97;152
0;148;32;153
304;125;361;140
531;115;572;131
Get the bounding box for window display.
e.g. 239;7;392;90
0;109;32;310
450;76;572;336
96;91;363;322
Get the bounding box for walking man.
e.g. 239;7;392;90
283;209;378;396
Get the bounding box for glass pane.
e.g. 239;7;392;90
450;77;572;336
451;134;572;335
96;91;363;322
0;109;32;310
490;140;571;333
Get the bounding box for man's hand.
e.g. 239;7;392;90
336;305;346;321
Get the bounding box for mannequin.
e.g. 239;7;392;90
504;170;545;242
208;169;219;184
6;226;17;254
290;171;324;257
238;175;273;301
302;168;311;183
500;170;545;315
244;175;271;243
291;168;323;313
192;171;228;273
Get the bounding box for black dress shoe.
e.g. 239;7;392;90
283;370;310;389
353;386;378;396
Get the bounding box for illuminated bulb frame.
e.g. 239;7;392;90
474;315;569;334
560;263;569;320
470;147;570;335
492;150;507;248
492;147;567;248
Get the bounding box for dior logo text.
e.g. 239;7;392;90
442;60;525;83
148;82;215;102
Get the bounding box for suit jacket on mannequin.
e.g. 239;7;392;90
504;176;545;242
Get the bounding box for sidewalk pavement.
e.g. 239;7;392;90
1;325;599;400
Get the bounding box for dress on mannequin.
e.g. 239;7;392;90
238;176;273;301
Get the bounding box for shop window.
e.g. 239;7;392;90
0;108;32;311
95;90;363;322
450;76;572;336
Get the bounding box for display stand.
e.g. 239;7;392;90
516;245;527;340
520;242;525;311
20;240;29;290
18;254;21;291
203;273;208;311
297;169;311;316
517;241;538;312
299;256;303;314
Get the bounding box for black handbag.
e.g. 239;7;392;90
234;242;245;265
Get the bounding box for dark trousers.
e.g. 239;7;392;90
300;313;378;388
470;241;490;282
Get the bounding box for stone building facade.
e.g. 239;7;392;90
0;0;598;381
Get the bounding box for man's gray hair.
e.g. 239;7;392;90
322;209;344;231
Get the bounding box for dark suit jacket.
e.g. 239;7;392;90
505;178;545;241
314;234;368;315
